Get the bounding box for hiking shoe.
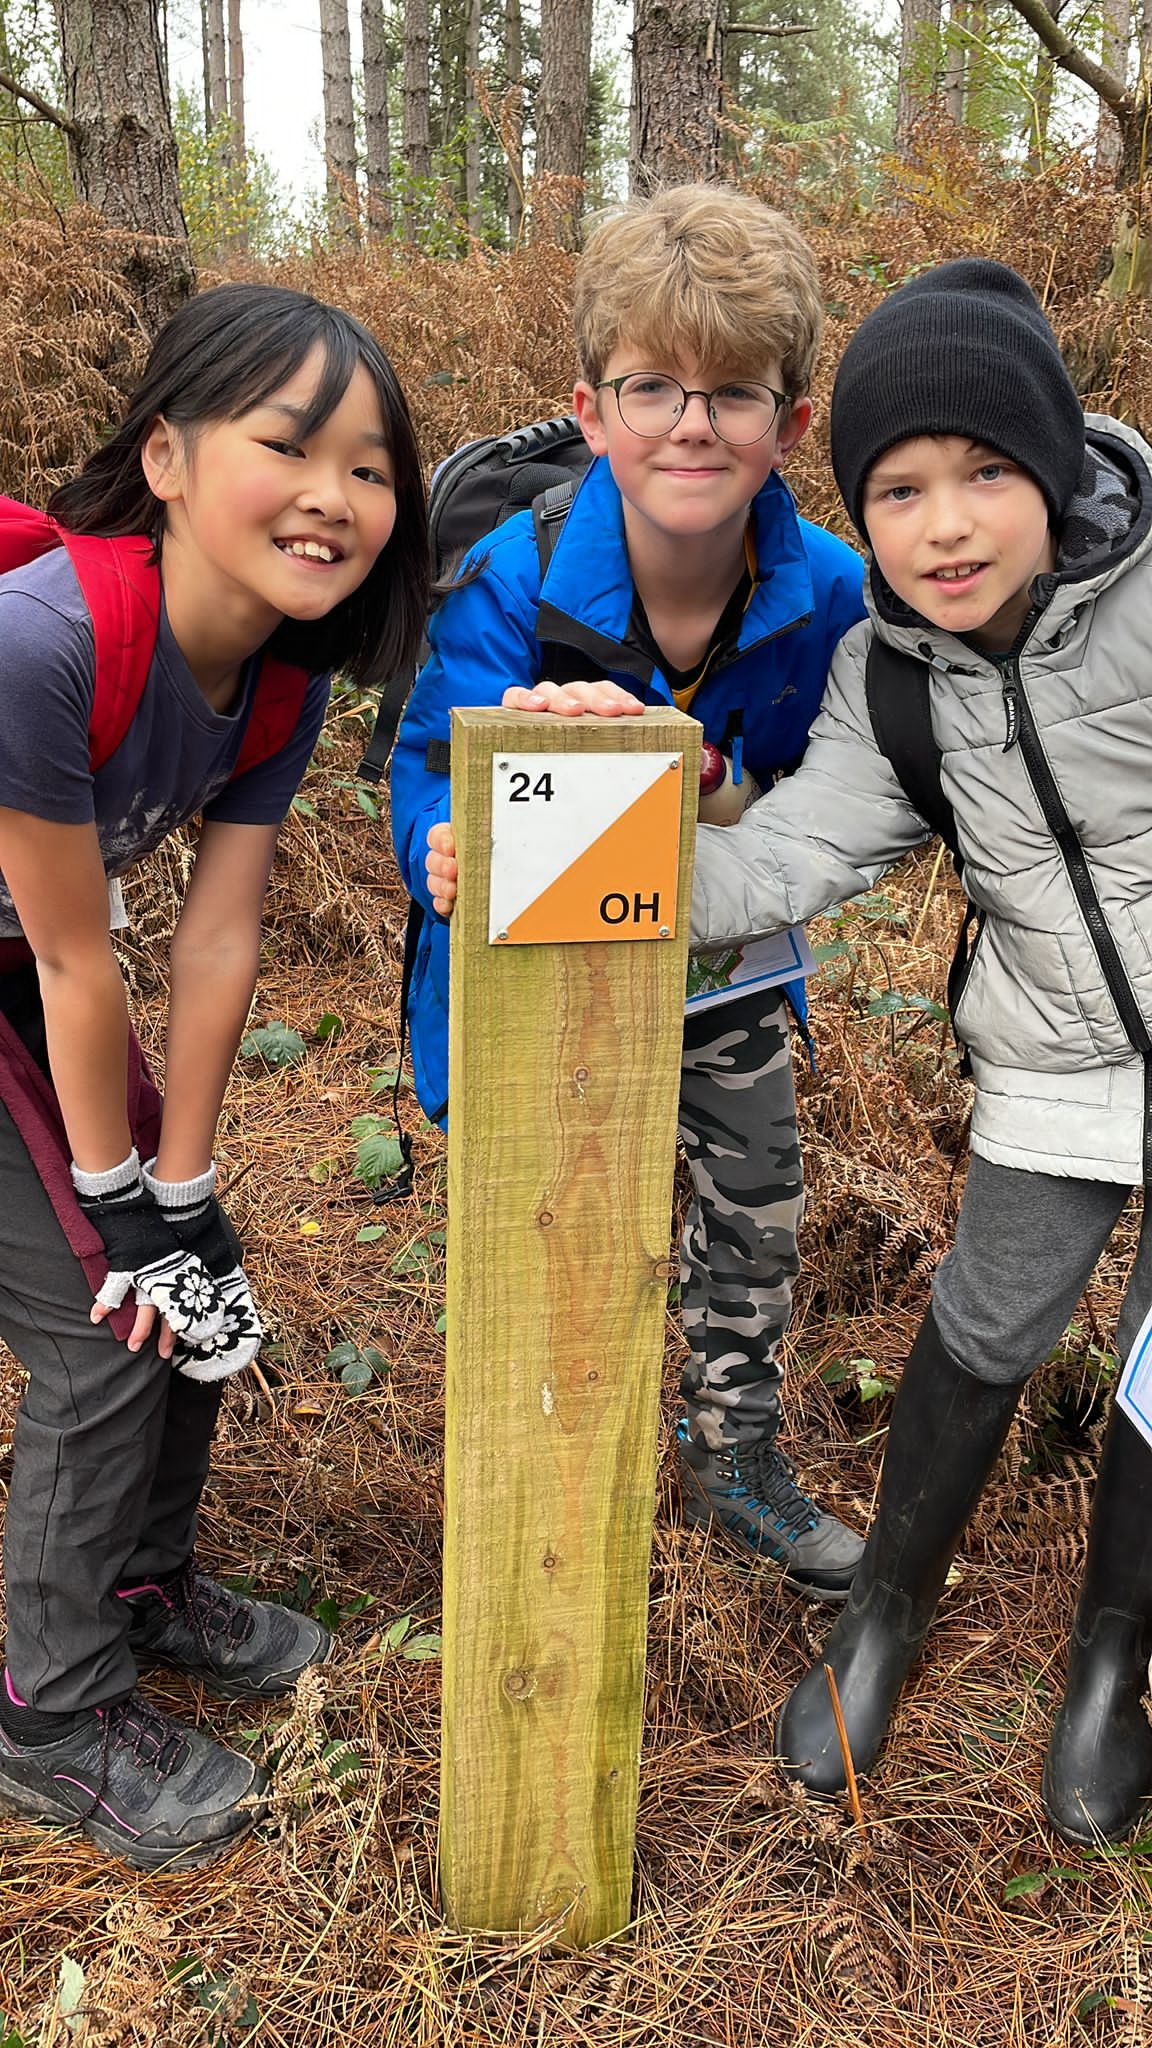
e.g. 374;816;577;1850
0;1690;268;1871
121;1560;331;1701
677;1421;863;1602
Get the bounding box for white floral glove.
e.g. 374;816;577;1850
142;1161;262;1381
72;1150;228;1342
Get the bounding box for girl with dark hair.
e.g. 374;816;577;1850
0;282;428;1870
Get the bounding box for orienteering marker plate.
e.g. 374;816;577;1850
488;751;684;946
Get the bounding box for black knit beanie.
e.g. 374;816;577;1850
831;259;1085;536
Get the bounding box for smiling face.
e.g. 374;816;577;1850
144;344;398;654
573;343;811;556
862;434;1056;651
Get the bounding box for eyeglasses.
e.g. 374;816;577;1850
596;372;789;446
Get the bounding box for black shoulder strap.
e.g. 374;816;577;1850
358;662;414;785
864;636;984;1074
864;638;961;867
532;478;576;577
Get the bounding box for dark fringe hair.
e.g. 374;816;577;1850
49;282;429;693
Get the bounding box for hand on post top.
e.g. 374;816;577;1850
426;821;459;916
500;678;645;717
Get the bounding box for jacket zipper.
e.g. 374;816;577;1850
1001;648;1152;1178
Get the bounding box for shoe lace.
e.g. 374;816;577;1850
726;1440;819;1542
174;1562;256;1663
98;1691;190;1782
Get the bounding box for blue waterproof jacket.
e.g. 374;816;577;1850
390;454;866;1123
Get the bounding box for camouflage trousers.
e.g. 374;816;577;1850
677;987;803;1452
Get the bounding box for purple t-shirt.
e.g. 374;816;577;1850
0;550;331;936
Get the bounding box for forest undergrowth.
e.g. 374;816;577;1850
1;136;1152;2045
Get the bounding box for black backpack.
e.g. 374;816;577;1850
359;413;595;785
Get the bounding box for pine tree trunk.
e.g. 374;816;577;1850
505;0;523;243
320;0;358;236
226;0;246;249
537;0;593;245
630;0;723;190
1026;0;1062;165
941;0;967;120
1097;0;1130;174
362;0;392;235
437;0;458;151
53;0;194;332
894;0;942;154
722;0;744;164
403;0;432;234
464;0;481;236
204;0;227;130
227;0;244;156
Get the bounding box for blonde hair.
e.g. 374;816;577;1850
573;185;825;396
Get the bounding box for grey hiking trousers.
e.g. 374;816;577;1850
933;1153;1152;1384
678;988;803;1451
0;1099;221;1713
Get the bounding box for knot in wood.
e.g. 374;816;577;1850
503;1667;537;1701
537;1210;555;1228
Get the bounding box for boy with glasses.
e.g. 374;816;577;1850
393;184;866;1602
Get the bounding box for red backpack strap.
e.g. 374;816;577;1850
57;531;159;773
0;496;65;573
232;656;311;780
0;497;305;782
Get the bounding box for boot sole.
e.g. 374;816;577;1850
0;1775;265;1872
680;1489;856;1604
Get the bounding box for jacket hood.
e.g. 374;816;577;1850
865;414;1152;664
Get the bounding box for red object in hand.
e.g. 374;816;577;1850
699;742;725;793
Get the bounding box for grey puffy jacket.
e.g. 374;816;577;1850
689;416;1152;1183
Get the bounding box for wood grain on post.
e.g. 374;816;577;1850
441;705;701;1949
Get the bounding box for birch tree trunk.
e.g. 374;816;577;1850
537;0;593;245
362;0;392;234
894;0;942;154
53;0;193;331
403;0;432;235
320;0;358;236
630;0;723;190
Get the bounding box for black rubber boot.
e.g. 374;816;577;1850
776;1307;1022;1793
1042;1404;1152;1845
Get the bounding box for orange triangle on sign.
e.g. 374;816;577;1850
504;763;683;945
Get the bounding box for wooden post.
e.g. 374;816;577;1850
441;706;700;1949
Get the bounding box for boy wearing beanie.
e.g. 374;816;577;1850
588;257;1152;1842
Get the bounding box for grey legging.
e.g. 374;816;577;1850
932;1153;1150;1384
